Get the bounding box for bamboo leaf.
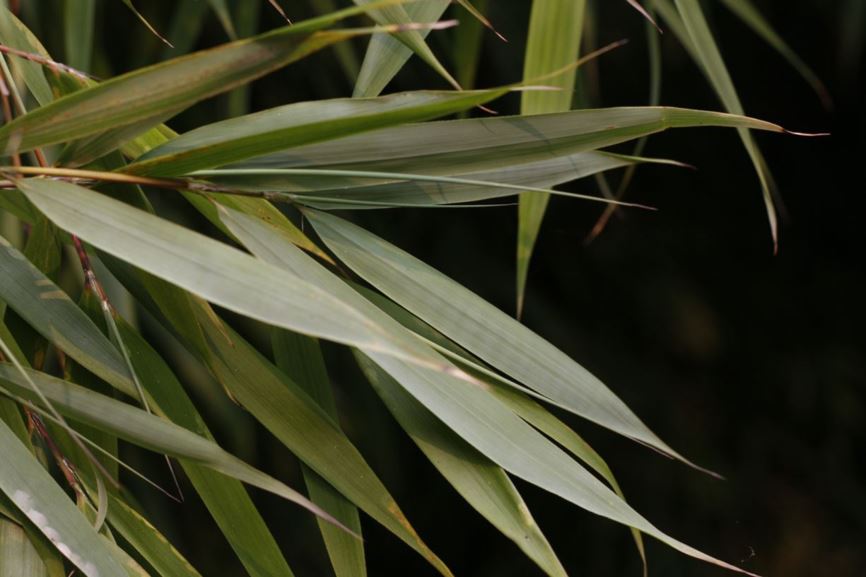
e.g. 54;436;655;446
353;0;450;97
125;88;511;176
0;365;344;531
0;519;48;577
664;0;781;249
64;0;95;71
215;204;755;575
354;353;567;577
352;0;458;94
273;332;365;577
0;418;127;577
517;0;587;316
718;0;830;108
235;106;786;177
0;5;396;153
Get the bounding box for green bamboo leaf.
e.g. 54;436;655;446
352;0;458;94
207;0;237;39
517;0;587;316
0;7;53;106
17;178;441;366
96;492;204;577
0;365;343;531
718;0;830;108
273;331;366;577
354;353;567;577
0;518;48;577
125;88;510;176
0;5;395;153
0;418;127;577
353;0;450;97
64;0;95;71
303;208;697;468
196;152;668;208
215;204;754;575
15;182;450;575
84;297;298;577
162;0;210;58
236;106;786;177
664;0;781;249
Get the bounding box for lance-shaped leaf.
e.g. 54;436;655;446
15;180;451;576
0;518;49;577
352;0;458;92
0;4;395;153
197;153;670;209
273;331;365;577
517;0;587;315
0;419;127;577
214;205;755;575
719;0;829;108
235;106;787;177
0;365;342;530
354;0;450;97
124;88;510;177
662;0;781;249
304;208;692;466
354;353;567;577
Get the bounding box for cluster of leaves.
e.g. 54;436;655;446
0;1;822;576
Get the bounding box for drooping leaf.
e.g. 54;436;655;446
273;331;365;577
353;0;450;97
355;353;567;577
125;88;511;176
0;418;127;577
517;0;587;316
0;4;401;153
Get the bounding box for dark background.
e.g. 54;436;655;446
33;1;866;576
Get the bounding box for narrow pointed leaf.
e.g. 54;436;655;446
273;331;365;577
0;519;48;577
0;6;392;153
518;0;587;314
355;354;567;577
125;88;510;176
216;204;755;575
0;365;343;530
0;419;127;577
353;0;450;97
64;0;95;71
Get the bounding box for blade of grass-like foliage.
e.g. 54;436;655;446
517;0;586;316
353;0;457;95
235;106;786;176
273;331;365;577
0;365;345;531
0;518;48;577
0;418;127;577
224;0;260;117
453;0;489;91
83;298;299;577
18;178;444;365
353;0;450;97
0;8;53;107
305;208;698;468
64;0;95;71
14;181;452;576
354;353;567;577
719;0;830;108
0;222;296;577
124;88;511;176
195;153;673;208
95;491;205;577
216;205;756;575
207;0;237;39
0;3;405;153
667;0;780;250
350;286;648;571
163;0;210;58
